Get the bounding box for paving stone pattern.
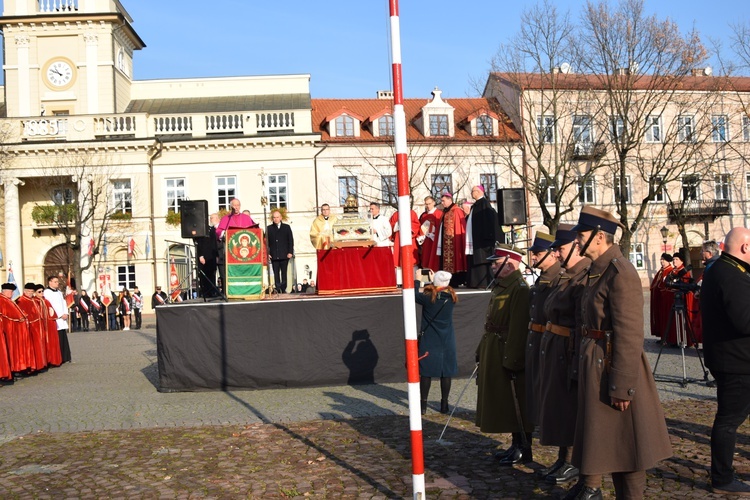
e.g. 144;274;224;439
0;306;747;498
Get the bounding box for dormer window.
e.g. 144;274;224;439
417;87;455;138
429;115;449;136
379;115;394;136
336;115;355;137
476;115;493;136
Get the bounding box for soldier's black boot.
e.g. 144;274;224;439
573;486;602;500
497;433;532;466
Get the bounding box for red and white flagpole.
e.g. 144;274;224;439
388;1;424;498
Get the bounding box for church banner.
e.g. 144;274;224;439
225;227;265;299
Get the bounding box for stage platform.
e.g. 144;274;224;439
156;290;490;392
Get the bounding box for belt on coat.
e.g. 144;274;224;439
484;322;509;340
545;321;572;337
582;327;611;340
528;321;546;333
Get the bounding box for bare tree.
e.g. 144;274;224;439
486;0;607;233
575;0;720;255
29;150;132;290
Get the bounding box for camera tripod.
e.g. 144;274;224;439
652;290;711;388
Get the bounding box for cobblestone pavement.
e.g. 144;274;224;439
0;311;747;498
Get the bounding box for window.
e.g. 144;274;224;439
378;115;394;136
540;177;556;205
677;115;695;143
216;176;236;211
335;115;355;137
577;176;596;204
645;116;661;143
537;115;555;144
112;179;132;214
610;116;626;144
338;176;358;206
429;114;449;136
117;264;136;290
715;174;730;201
650;176;665;203
381;175;398;205
614;175;631;203
573;115;593;145
476;115;493;136
629;243;645;270
746;173;750;199
712;115;728;142
165;178;186;212
479;173;498;203
431;174;452;199
53;188;74;206
267;174;288;209
743;115;750;142
682;174;700;201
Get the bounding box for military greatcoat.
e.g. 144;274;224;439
526;260;562;426
538;256;590;446
476;268;531;433
572;245;672;474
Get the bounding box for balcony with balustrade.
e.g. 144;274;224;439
3;107;312;144
667;199;731;223
565;140;607;160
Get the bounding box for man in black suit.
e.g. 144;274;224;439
466;185;503;288
701;227;750;496
266;209;294;293
196;212;220;298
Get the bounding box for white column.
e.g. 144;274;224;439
78;176;96;292
15;35;31;117
3;177;26;285
84;32;100;115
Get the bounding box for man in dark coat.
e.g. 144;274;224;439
266;209;294;294
466;185;502;288
476;244;531;465
196;213;220;298
701;227;750;496
538;224;590;487
524;231;561;440
571;206;672;500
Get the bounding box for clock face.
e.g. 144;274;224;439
46;60;74;88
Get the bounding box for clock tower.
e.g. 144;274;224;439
0;0;145;118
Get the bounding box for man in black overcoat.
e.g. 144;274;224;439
466;185;503;288
195;213;219;298
266;209;294;293
701;227;750;496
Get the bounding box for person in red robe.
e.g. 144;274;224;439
664;250;699;346
389;209;422;269
0;283;33;375
436;191;467;286
0;316;11;381
16;282;47;372
650;253;673;339
35;284;62;367
419;196;442;272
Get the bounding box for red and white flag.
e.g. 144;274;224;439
169;258;181;300
87;237;95;256
127;237;136;257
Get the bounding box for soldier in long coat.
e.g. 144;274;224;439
571;207;672;499
525;232;561;432
538;224;590;486
476;244;532;465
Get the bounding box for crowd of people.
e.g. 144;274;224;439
64;285;144;332
415;205;749;499
0;277;72;383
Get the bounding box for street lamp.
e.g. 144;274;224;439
660;226;669;253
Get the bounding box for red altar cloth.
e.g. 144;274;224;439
317;246;397;295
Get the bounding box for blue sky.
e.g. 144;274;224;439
1;0;748;99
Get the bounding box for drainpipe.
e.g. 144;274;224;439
312;143;327;214
148;138;163;289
